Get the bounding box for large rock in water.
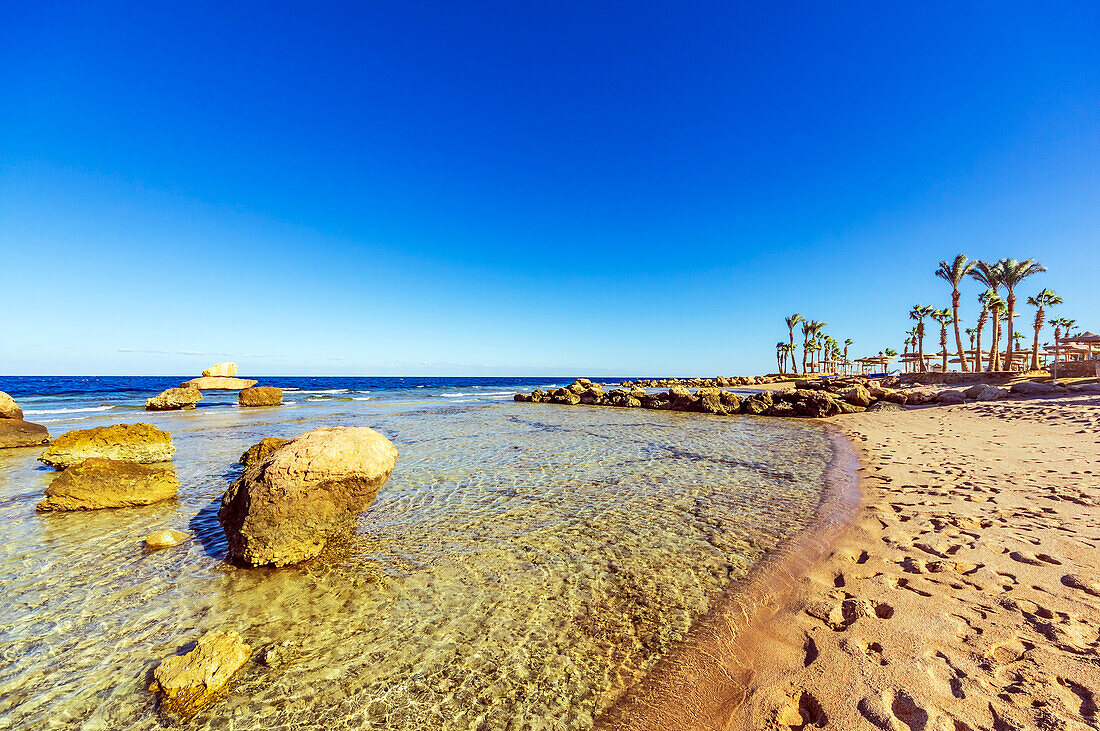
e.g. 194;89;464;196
149;630;252;716
36;458;179;512
39;423;174;469
0;419;50;449
145;387;203;411
239;436;291;469
201;362;238;377
238;386;282;407
0;391;23;420
219;426;399;566
180;376;258;391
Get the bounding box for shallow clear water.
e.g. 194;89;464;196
0;387;831;730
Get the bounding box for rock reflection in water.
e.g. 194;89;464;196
0;400;830;730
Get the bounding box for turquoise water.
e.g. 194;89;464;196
0;388;832;730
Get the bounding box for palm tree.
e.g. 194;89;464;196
785;314;804;374
909;305;934;372
823;336;838;374
935;255;975;372
776;342;787;374
1026;289;1061;370
783;343;797;375
1049;317;1076;370
987;295;1007;370
800;320;826;374
970;261;1004;370
965;327;976;359
973;289;996;372
930;308;954;372
996;258;1046;372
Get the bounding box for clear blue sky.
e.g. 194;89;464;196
2;2;1098;376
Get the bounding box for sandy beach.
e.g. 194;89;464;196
603;389;1100;730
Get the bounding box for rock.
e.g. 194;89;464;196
904;389;937;405
641;394;670;410
719;391;742;411
963;384;988;399
513;393;530;402
580;386;604;404
240;437;291;469
149;630;252;716
699;392;729;415
766;401;797;417
257;640;295;668
39;423;174;469
936;390;966;405
0;391;23;420
1009;381;1064;396
795;391;842;418
145;387;203;411
567;378;594;395
0;419;50;449
836;401;867;415
866;401;903;413
219;426;399;566
551;390;581;405
882;390;908;405
975;385;1009;402
201;362;238;377
146;529;191;550
238;386;283;407
179;377;258;391
37;458;178;512
842;385;872;407
668;385;691;400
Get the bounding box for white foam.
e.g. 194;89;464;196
23;405;114;415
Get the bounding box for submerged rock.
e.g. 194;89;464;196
201;362;238;377
146;529;191;550
0;419;50;449
239;436;291;469
219;426;399;566
145;387;203;411
149;630;251;716
37;458;178;512
39;423;174;469
238;386;282;407
0;390;23;420
256;640;295;668
179;376;258;391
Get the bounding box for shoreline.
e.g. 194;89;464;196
596;425;864;729
605;392;1100;730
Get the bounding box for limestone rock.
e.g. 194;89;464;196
866;401;903;413
975;385;1009;401
0;391;23;420
238;386;283;407
149;630;251;716
240;436;291;469
0;419;50;449
1009;381;1064;396
180;377;258;391
936;390;966;405
39;423;174;469
37;458;178;512
668;385;691;400
842;385;872;407
699;392;729;415
146;530;191;550
219;426;399;566
795;391;842;418
202;362;238;377
146;387;203;411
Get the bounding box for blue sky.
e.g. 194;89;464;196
2;2;1098;376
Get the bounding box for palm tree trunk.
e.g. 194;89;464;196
941;328;948;372
975;312;986;371
952;289;968;372
1005;293;1016;370
1030;309;1043;371
788;328;797;375
917;323;926;373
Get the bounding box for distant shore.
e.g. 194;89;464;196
600;389;1100;730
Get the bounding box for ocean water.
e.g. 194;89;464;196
0;377;833;730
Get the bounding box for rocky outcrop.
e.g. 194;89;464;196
866;401;903;413
36;458;178;512
0;391;23;420
239;436;291;469
842;385;872;407
936;390;966;405
238;386;282;407
1010;381;1066;396
219;426;399;566
146;529;191;550
202;362;238;377
180;376;258;391
39;423;174;469
145;387;203;411
0;419;50;449
974;385;1009;401
149;630;251;716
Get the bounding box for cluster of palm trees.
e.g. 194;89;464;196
776;256;1076;377
776;315;854;376
906;255;1071;373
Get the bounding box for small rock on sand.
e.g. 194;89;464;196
149;630;251;716
146;530;191;550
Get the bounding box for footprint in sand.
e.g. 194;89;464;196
776;690;828;729
1062;573;1100;597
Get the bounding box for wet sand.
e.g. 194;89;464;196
604;392;1100;730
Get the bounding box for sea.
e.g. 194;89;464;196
0;376;835;730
